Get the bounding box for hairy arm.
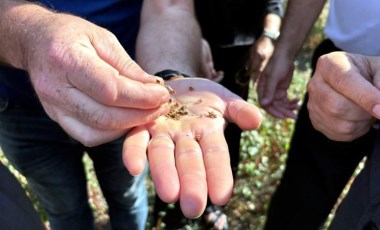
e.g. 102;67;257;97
0;0;171;146
136;0;202;76
0;0;53;68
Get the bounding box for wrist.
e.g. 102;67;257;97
261;29;280;41
154;69;191;81
0;1;54;69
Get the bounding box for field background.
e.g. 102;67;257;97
0;3;343;230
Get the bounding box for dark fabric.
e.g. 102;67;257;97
329;129;380;230
264;39;377;230
0;102;148;230
194;0;282;46
0;162;45;230
211;44;251;172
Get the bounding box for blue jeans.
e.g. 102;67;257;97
0;102;148;230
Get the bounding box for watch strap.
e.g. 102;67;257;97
262;30;280;41
154;69;190;81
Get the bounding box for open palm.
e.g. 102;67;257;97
123;78;262;218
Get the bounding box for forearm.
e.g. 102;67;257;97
0;0;53;69
275;0;327;60
263;13;282;32
136;0;202;77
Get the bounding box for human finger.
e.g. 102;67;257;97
309;106;373;141
308;75;371;121
247;52;264;76
308;76;373;141
247;52;264;83
199;130;232;206
41;87;170;130
318;53;380;119
56;115;128;147
65;47;170;108
123;126;150;176
262;105;287;119
226;99;262;130
148;135;179;203
210;70;224;83
259;65;294;106
271;100;298;119
175;135;207;218
91;28;160;84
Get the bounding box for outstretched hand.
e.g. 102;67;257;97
122;78;262;218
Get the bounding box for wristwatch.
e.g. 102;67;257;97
262;30;280;41
154;69;190;81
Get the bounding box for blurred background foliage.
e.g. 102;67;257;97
0;2;336;230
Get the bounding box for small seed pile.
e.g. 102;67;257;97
157;79;217;120
166;100;188;120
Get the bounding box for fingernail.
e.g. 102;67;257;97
155;77;164;85
161;93;171;103
372;104;380;119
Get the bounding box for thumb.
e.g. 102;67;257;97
259;65;294;106
227;100;262;130
257;71;276;106
93;31;157;83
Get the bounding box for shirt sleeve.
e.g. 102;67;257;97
266;0;283;17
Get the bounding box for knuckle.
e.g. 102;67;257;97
204;145;229;156
306;79;316;94
32;74;56;100
93;74;119;105
47;41;72;66
326;98;348;116
339;122;356;135
80;136;97;147
140;111;161;124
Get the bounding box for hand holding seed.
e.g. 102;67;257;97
122;78;262;218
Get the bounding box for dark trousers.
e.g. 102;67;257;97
0;162;45;230
264;39;377;229
329;129;380;230
0;105;148;230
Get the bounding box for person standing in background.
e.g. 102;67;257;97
153;1;282;229
257;0;380;229
307;52;380;229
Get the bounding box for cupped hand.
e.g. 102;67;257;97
256;52;300;119
307;52;380;141
24;13;170;146
123;78;262;218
